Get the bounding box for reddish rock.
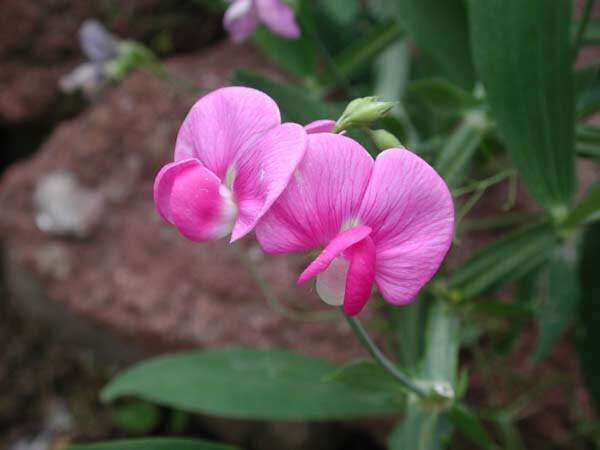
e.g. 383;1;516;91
0;42;365;364
0;0;221;123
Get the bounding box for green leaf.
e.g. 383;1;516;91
578;222;600;413
468;0;576;215
112;401;160;434
408;78;479;115
450;404;495;449
387;296;427;372
533;248;580;363
448;222;558;301
318;0;360;25
324;360;404;394
395;0;474;88
253;27;316;78
388;403;453;450
435;111;489;188
101;348;401;420
562;182;600;230
68;438;238;450
421;302;460;386
333;19;402;81
232;70;341;124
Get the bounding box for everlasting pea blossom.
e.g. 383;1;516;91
256;133;454;316
154;87;307;242
224;0;301;42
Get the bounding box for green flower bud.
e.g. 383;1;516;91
368;129;402;150
334;97;396;133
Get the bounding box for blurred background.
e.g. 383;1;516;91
0;1;599;449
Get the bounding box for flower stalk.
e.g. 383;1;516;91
342;310;428;398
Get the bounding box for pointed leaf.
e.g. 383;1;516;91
101;348;401;420
448;222;557;300
468;0;576;214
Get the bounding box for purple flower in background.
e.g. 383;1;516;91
224;0;301;42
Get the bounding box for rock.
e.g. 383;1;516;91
0;0;221;124
0;42;365;364
33;171;105;238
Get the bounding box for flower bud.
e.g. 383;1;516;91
334;97;396;132
368;129;402;150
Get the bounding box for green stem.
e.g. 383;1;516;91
342;311;427;398
574;0;597;61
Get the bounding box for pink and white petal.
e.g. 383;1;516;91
255;0;301;39
224;0;259;42
255;133;374;253
230;122;307;242
298;225;372;284
174;87;281;179
154;158;202;224
304;119;336;134
169;163;237;242
358;148;454;305
343;236;376;316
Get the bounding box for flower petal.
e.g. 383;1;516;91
304;120;336;134
154;158;201;224
174;87;281;179
344;236;376;316
230;122;307;242
255;0;301;39
298;225;372;284
168;162;237;242
224;0;259;42
358;148;454;305
255;133;374;253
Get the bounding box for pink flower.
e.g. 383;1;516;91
255;133;454;316
224;0;301;42
154;87;307;243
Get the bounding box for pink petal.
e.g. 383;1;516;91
224;0;259;42
154;158;202;224
358;148;454;305
230;122;307;242
298;225;372;284
168;162;237;242
174;87;281;179
304;119;336;134
255;0;301;39
255;133;374;253
343;236;376;316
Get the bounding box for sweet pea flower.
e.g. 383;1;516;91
154;87;307;242
224;0;301;42
255;133;454;316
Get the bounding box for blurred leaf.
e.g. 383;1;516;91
450;404;495;449
324;360;404;393
333;19;402;81
112;401;160;434
68;438;237;450
375;39;410;101
576;141;600;159
318;0;360;26
533;248;580;363
435;111;488;188
448;222;557;300
408;78;479;115
578;222;600;413
468;0;576;215
232;70;341;124
388;403;452;450
421;302;460;386
253;27;317;78
580;18;600;45
395;0;474;87
562;182;600;229
101;348;401;420
387;297;427;372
